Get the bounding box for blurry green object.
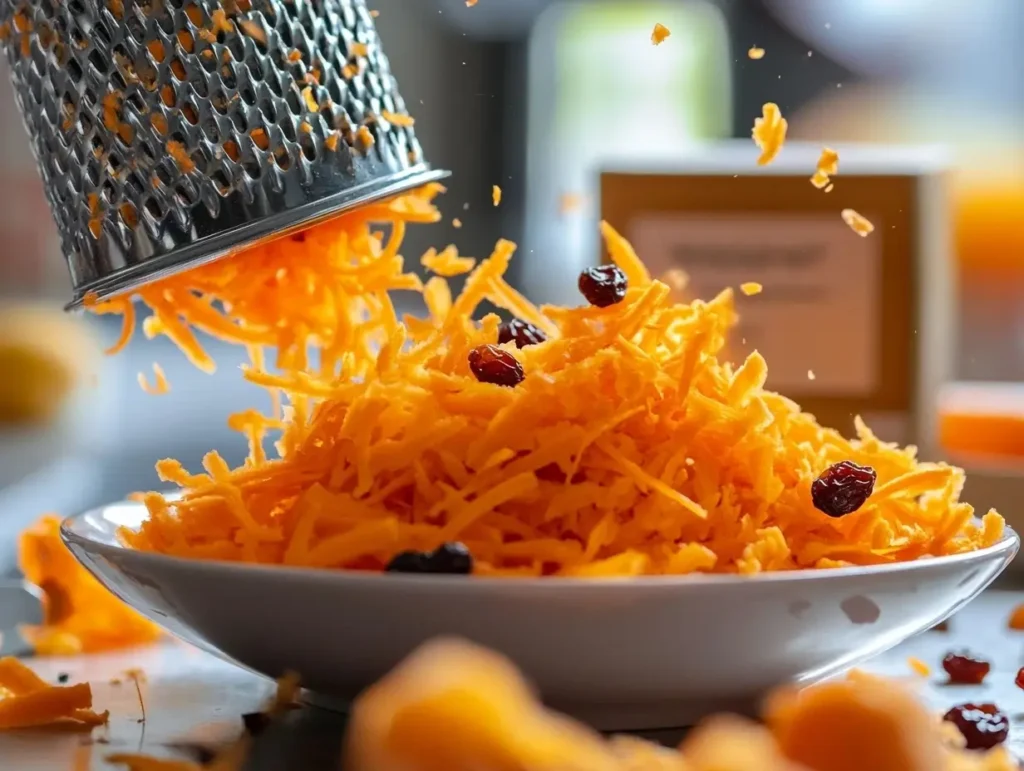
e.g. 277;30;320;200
524;0;731;305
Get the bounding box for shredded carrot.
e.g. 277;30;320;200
650;23;670;45
421;245;475;277
740;282;762;296
237;19;265;44
301;86;318;112
452;218;463;229
167;141;195;174
138;363;170;395
91;201;1001;575
811;147;839;189
356;125;374;149
466;0;478;6
324;130;341;152
752;103;787;166
381;109;414;127
842;208;875;237
907;657;931;677
18;515;162;654
748;46;765;60
492;185;501;207
0;659;108;730
350;42;368;57
1008;603;1024;630
559;193;584;215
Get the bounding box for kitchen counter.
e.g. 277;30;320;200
3;589;1024;770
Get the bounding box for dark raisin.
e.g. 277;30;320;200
468;344;524;387
498;318;546;349
942;652;991;685
932;620;950;632
428;542;473;574
56;672;69;684
578;265;628;307
242;711;271;735
943;703;1009;750
811;460;877;517
1016;667;1024;691
385;550;432;573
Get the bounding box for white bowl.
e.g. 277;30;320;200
62;500;1019;731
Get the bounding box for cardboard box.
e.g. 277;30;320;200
600;142;953;453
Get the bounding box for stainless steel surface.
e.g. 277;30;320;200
0;0;447;308
0;580;41;656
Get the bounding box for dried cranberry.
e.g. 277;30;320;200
498;318;546;349
578;265;628;307
1016;668;1024;691
932;620;950;632
942;652;991;685
468;344;524;387
811;460;877;517
943;703;1009;750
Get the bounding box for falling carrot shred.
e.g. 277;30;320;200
301;86;318;112
356;125;374;149
748;46;765;59
350;42;368;57
752;102;787;166
466;0;478;6
238;19;265;44
18;515;162;654
492;185;502;206
138;363;170;395
421;245;476;277
1008;603;1024;629
324;131;341;152
740;282;762;296
452;218;462;229
907;657;931;677
651;23;670;45
559;193;584;214
841;209;874;237
811;147;839;190
381;109;414;127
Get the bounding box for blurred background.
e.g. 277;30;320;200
0;0;1022;571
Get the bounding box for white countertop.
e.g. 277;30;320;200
3;589;1024;770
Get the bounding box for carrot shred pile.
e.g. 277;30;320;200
345;638;1018;771
88;192;1003;575
18;515;162;655
0;657;108;730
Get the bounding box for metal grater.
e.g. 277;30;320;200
0;0;448;308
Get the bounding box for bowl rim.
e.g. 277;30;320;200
61;499;1021;591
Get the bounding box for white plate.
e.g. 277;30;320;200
62;500;1019;731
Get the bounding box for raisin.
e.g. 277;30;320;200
942;652;991;685
1016;667;1024;691
385;543;474;575
943;703;1009;750
468;344;524;387
385;551;432;573
56;672;69;684
811;460;877;517
498;318;546;349
428;542;473;574
578;265;628;307
932;620;950;632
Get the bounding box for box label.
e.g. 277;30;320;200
627;213;881;397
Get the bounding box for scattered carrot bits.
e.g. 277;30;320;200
748;46;765;59
753;102;787;166
420;245;476;277
381;109;414;127
740;282;762;296
492;184;502;206
167;141;195;174
238;19;265;45
907;657;931;677
651;23;671;45
559;193;584;215
841;208;875;237
811;147;839;189
301;86;318;112
466;0;478;6
18;515;162;654
452;218;462;229
138;363;170;395
356;125;374;148
346;639;1018;771
324;130;341;152
350;42;368;57
1009;603;1024;630
0;659;108;730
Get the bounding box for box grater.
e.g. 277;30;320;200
0;0;448;308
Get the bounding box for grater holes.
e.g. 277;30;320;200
211;168;231;195
154;8;175;36
212;89;230;114
190;69;210;98
279;117;296;143
182;101;199;125
183;3;204;26
78;110;94;136
87;48;109;75
284;86;301;115
298;129;316;162
85;157;101;188
67;0;86;16
226;35;246;62
199;49;218;74
201;117;220;142
124;13;146;43
259;96;277;123
170;56;187;81
175;180;198;206
241;155;261;179
124;172;145;199
119;201;139;230
101;179;116;205
229;109;247;133
220;63;238;90
66;58;84;84
93;19;113;48
240;85;257;106
126;92;146;114
154;163;173;187
144;196;165;222
139;139;157;166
